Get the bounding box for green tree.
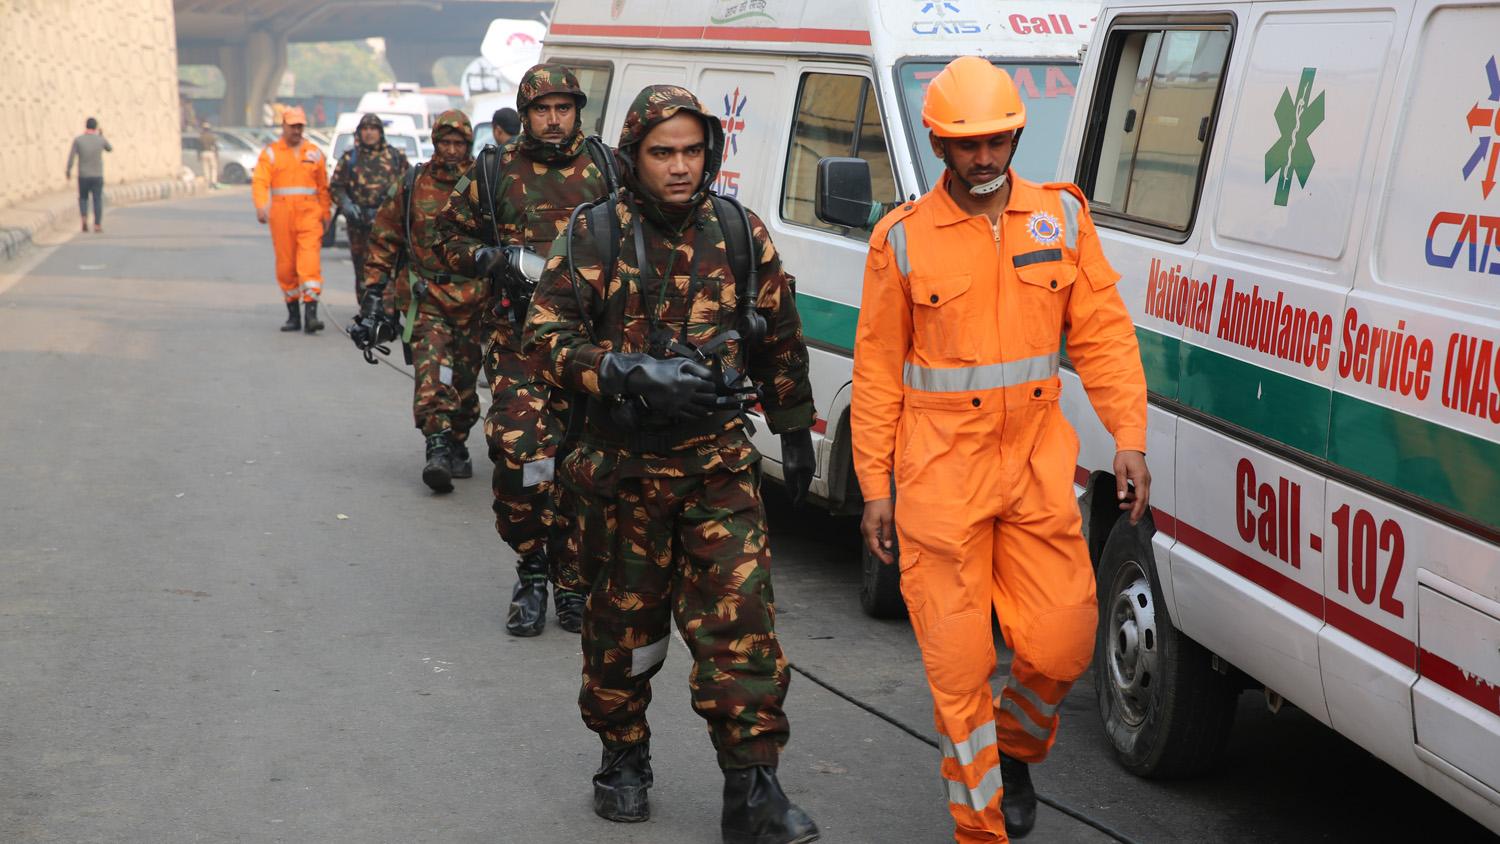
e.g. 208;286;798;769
287;41;396;97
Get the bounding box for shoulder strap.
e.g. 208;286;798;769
402;164;423;257
586;200;621;289
709;194;753;302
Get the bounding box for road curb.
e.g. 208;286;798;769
0;177;209;263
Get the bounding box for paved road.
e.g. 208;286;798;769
0;192;1492;843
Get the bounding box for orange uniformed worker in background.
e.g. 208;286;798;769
851;56;1150;843
253;106;331;333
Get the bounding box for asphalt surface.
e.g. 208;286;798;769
0;191;1493;843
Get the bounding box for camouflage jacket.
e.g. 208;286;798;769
330;141;409;220
524;192;815;467
363;159;482;314
435;137;605;323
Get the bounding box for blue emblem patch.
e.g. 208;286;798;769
1026;211;1062;246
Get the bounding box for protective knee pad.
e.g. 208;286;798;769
1017;602;1098;682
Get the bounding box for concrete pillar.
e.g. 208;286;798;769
385;39;447;87
217;29;287;127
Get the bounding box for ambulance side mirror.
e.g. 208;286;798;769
815;156;873;229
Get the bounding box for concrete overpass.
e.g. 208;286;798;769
174;0;550;125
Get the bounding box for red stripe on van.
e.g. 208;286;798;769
1419;649;1500;718
1325;600;1416;668
1174;520;1325;620
548;22;871;45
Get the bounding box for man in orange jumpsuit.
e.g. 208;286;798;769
252;106;331;333
851;57;1151;843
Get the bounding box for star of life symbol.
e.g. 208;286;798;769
1461;56;1500;199
1026;211;1062;246
1264;67;1325;207
721;88;748;159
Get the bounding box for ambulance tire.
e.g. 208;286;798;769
1094;517;1237;778
859;533;906;619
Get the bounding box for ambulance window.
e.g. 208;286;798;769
781;72;899;239
553;60;613;137
1082;25;1231;237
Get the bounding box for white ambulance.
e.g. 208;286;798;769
1056;0;1500;831
541;0;1098;615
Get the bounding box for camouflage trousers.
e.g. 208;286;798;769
410;301;483;442
348;224;371;304
559;447;791;770
484;323;577;584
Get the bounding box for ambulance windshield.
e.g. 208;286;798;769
898;61;1081;192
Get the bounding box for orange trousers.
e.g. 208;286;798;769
894;394;1097;843
268;197;325;303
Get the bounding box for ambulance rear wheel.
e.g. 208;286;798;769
1095;518;1236;778
859;535;907;619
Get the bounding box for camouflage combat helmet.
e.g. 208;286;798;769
617;85;726;198
516;63;587;113
431;109;474;144
356;112;385;136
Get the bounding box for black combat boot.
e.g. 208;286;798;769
506;551;548;636
721;766;820;844
999;752;1037;838
593;741;652;823
303;301;324;333
279;301;301;332
554;589;585;633
448;439;473;479
422;432;454;493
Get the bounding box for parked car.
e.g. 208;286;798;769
180;130;260;184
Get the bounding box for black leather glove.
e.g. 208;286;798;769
337;198;360;221
474;245;507;279
598;353;720;419
781;428;815;508
347;317;372;350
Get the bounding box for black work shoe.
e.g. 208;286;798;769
555;589;585;633
505;551;548;636
422;432;454;493
303;301;324;334
280;301;301;332
593;742;652;823
722;766;820;844
999;752;1037;839
447;440;473;479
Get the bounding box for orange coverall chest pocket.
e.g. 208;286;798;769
1015;262;1077;348
908;271;976;362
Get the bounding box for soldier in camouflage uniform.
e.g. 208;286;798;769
361;110;482;493
330;113;410;304
523;85;820;844
436;64;605;637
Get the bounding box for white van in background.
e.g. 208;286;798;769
1057;0;1500;833
542;0;1099;615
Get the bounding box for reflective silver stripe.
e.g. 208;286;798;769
629;636;669;677
999;694;1053;742
522;456;555;487
271;186;317;196
903;352;1058;393
1058;190;1081;251
1004;682;1061;723
944;764;1005;810
938;720;997;766
888;220;911;277
264;146;275;164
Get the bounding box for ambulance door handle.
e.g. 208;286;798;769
1123;109;1137;133
1197;116;1210;143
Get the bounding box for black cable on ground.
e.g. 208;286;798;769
335;297;1142;844
789;662;1144;844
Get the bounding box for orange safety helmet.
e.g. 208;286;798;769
922;56;1026;138
281;106;308;126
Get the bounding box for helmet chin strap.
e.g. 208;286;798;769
968;172;1007;196
941;130;1022;197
